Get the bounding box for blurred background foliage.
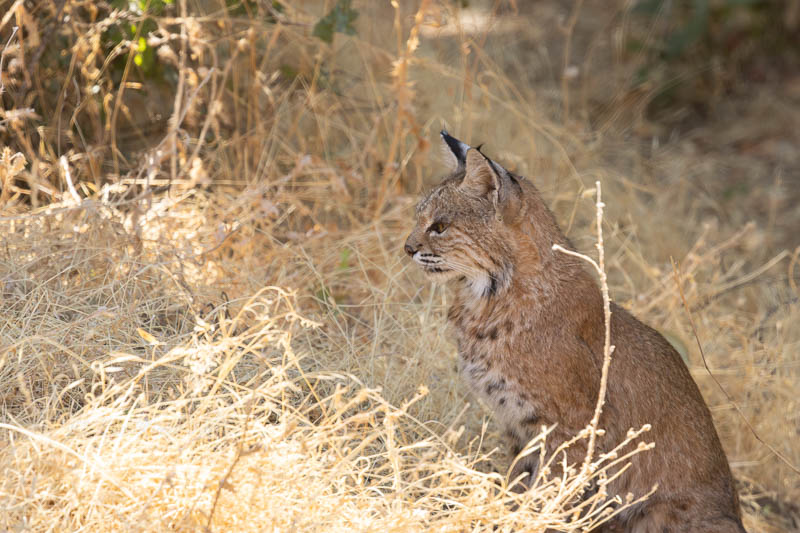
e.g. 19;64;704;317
1;0;797;199
629;0;799;119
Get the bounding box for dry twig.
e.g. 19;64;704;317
553;180;616;470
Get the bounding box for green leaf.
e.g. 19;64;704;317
632;0;664;15
312;0;359;44
265;0;285;23
138;0;168;14
338;248;351;270
134;36;155;73
106;25;124;44
279;64;298;79
725;0;763;5
632;65;650;87
225;0;258;16
664;0;709;58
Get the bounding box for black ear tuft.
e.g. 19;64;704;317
441;130;470;167
486;157;504;177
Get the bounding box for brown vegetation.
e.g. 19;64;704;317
1;1;798;531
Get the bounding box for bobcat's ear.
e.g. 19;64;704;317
461;148;500;197
440;130;470;171
461;148;520;222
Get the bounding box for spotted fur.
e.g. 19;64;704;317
404;131;746;533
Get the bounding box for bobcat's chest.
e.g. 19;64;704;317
459;355;524;421
450;306;536;431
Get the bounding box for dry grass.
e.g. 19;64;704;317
1;1;799;531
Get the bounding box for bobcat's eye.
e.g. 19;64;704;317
427;220;448;235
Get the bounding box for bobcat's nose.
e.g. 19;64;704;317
404;235;420;256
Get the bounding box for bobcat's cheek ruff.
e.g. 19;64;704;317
468;265;511;299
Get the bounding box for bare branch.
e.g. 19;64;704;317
553;181;617;475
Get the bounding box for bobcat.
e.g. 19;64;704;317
404;131;746;533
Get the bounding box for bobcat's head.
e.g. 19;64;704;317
405;131;526;298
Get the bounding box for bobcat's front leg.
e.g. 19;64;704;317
505;429;541;492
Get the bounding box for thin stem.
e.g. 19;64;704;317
552;180;615;477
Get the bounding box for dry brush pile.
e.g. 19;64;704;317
1;1;798;531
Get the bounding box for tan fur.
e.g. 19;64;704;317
405;134;745;532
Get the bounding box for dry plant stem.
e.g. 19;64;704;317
0;422;136;500
0;26;19;95
59;156;80;204
552;180;615;474
110;0;154;175
697;249;790;309
53;46;80;155
374;0;429;216
789;246;800;296
671;260;800;476
560;0;585;122
169;0;189;185
151;65;214;183
205;400;260;531
177;61;230;181
375;1;409;217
